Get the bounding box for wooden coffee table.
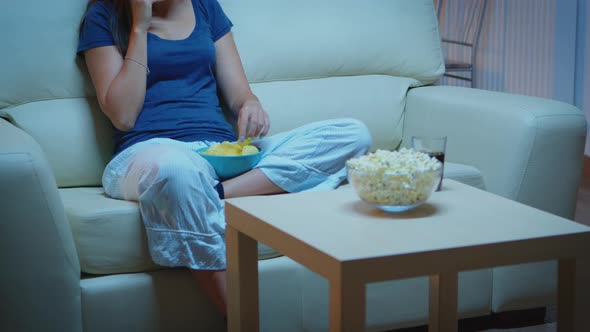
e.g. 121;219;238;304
225;180;590;332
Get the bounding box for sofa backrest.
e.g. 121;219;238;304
0;0;444;187
222;0;444;85
0;0;111;188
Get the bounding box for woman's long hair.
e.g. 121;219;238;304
80;0;132;55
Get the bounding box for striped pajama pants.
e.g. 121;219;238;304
102;118;372;270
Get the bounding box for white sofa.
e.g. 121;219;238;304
1;0;587;331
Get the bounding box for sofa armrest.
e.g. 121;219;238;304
0;118;82;332
403;86;587;219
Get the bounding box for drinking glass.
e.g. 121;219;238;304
411;136;447;191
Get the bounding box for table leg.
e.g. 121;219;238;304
329;274;365;332
558;258;575;332
429;272;458;332
226;224;259;332
575;256;590;332
558;256;590;332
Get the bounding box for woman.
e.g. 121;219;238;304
78;0;371;318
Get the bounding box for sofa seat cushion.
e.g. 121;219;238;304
444;162;486;190
59;188;280;275
60;162;483;275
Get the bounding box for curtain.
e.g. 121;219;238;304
576;0;590;155
438;0;555;99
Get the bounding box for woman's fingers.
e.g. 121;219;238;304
252;110;264;137
245;114;260;139
131;0;156;31
237;101;269;140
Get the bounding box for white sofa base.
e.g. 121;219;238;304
79;256;494;332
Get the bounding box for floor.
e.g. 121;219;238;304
484;323;556;332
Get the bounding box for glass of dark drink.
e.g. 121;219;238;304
411;136;447;191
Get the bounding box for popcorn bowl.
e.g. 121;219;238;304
346;149;442;213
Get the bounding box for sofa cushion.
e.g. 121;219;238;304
59;188;281;275
222;0;444;86
4;98;112;187
251;75;414;151
60;187;156;274
444;162;486;190
0;0;93;110
59;162;483;275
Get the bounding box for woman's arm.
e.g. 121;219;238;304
214;32;270;139
84;0;161;131
84;33;147;131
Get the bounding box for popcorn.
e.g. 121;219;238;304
346;148;442;206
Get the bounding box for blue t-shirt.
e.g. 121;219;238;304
78;0;237;155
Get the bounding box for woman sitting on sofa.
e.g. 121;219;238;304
78;0;371;319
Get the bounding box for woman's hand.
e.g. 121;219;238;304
130;0;165;32
237;99;270;140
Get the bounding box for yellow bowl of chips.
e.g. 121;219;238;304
196;140;262;180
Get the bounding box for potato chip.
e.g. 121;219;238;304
242;145;260;155
202;140;260;156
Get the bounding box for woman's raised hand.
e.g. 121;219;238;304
130;0;165;32
237;99;270;141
